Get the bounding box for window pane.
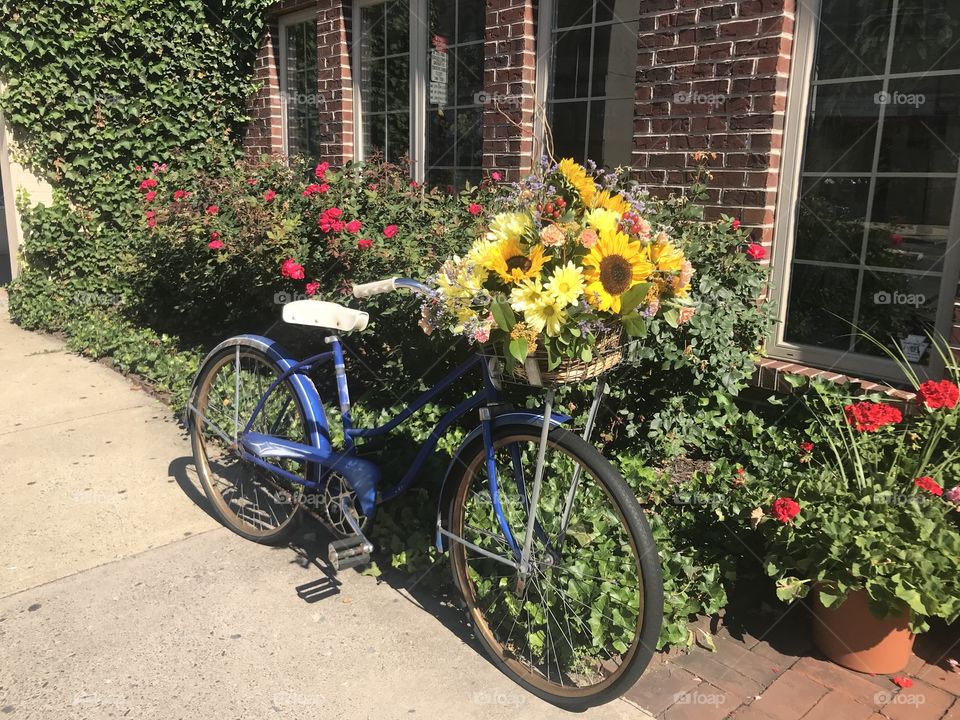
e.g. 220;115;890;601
429;0;455;37
813;0;893;80
550;101;588;160
360;1;410;162
802;82;882;173
551;28;592;99
458;1;484;43
877;75;960;173
556;0;593;29
591;20;639;98
366;113;387;157
386;56;409;110
784;265;860;351
364;3;386;57
364;59;386;114
386;0;410;54
794;176;870;266
891;0;960;73
455;44;484;105
855;271;940;360
869;177;955;272
587;97;633;167
427;110;455;166
282;19;320;163
387;112;409;162
456;108;483;166
596;0;641;25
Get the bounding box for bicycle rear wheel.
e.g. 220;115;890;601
188;341;307;544
446;423;662;709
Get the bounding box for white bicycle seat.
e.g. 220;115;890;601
282;300;369;333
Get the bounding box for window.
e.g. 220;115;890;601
352;0;484;186
773;0;960;377
425;0;485;188
356;0;411;163
539;0;640;168
279;12;321;163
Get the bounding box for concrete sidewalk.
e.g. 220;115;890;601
0;293;653;720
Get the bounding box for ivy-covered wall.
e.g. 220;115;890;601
0;0;271;322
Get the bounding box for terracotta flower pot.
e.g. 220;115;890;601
811;587;915;673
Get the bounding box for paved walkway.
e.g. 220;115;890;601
0;292;651;720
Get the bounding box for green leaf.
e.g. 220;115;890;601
360;561;382;578
622;313;648;338
663;309;680;328
619;282;650;315
490;300;516;331
508;337;528;363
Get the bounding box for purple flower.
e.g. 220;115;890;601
947;486;960;504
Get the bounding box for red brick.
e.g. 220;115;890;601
805;691;876;720
879;679;954;720
664;681;743;720
748;672;829;720
626;663;702;716
793;656;889;708
673;648;765;698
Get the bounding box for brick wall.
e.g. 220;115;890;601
481;0;537;181
632;0;796;252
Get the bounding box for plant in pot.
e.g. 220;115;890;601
755;350;960;673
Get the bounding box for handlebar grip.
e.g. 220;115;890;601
352;278;398;298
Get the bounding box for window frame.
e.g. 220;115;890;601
351;0;427;181
278;9;320;161
768;0;960;381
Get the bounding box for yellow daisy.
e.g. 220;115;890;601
582;230;654;313
466;238;500;269
485;211;533;244
584;208;622;236
558;158;596;205
525;295;567;337
510;278;545;313
546;262;585;307
591;189;632;215
487;237;551;284
649;233;685;274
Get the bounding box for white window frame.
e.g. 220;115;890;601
278;9;319;160
351;0;427;182
768;0;960;381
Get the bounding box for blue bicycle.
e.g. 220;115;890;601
186;278;662;709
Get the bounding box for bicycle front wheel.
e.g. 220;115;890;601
446;423;662;709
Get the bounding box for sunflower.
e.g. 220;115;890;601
582;230;654;313
525;295;567;337
487;237;551;284
649;233;685;274
591;189;632;215
558;158;596;205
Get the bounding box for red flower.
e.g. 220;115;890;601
145;210;156;229
172;189;191;201
305;281;320;296
246;177;258;186
914;476;943;496
892;676;913;689
731;218;741;230
736;467;746;476
468;203;483;216
843;401;902;432
800;441;814;453
326;207;343;218
208;239;224;250
346;219;362;233
491;171;502;181
771;497;801;523
302;183;329;197
281;258;305;280
139;178;157;191
210;231;220;242
264;189;276;203
205;205;219;215
916;380;959;410
409;180;419;188
144;191;156;202
315;161;329;179
746;243;766;261
383;224;398;238
358;238;373;250
319;207;346;233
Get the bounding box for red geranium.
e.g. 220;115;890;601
771;497;801;523
914;476;943;496
916;380;959;410
383;224;398;238
358;238;373;250
746;243;766;261
843;401;902;432
468;203;483;216
280;258;305;280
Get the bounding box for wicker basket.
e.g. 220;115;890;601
483;329;624;387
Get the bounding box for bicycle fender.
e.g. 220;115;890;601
433;410;571;552
186;334;332;482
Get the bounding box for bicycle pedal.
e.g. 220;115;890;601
328;536;373;572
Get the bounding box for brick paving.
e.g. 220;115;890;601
627;599;960;720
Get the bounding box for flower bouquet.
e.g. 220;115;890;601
421;159;696;384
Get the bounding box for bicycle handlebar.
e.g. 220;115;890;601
352;278;431;298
